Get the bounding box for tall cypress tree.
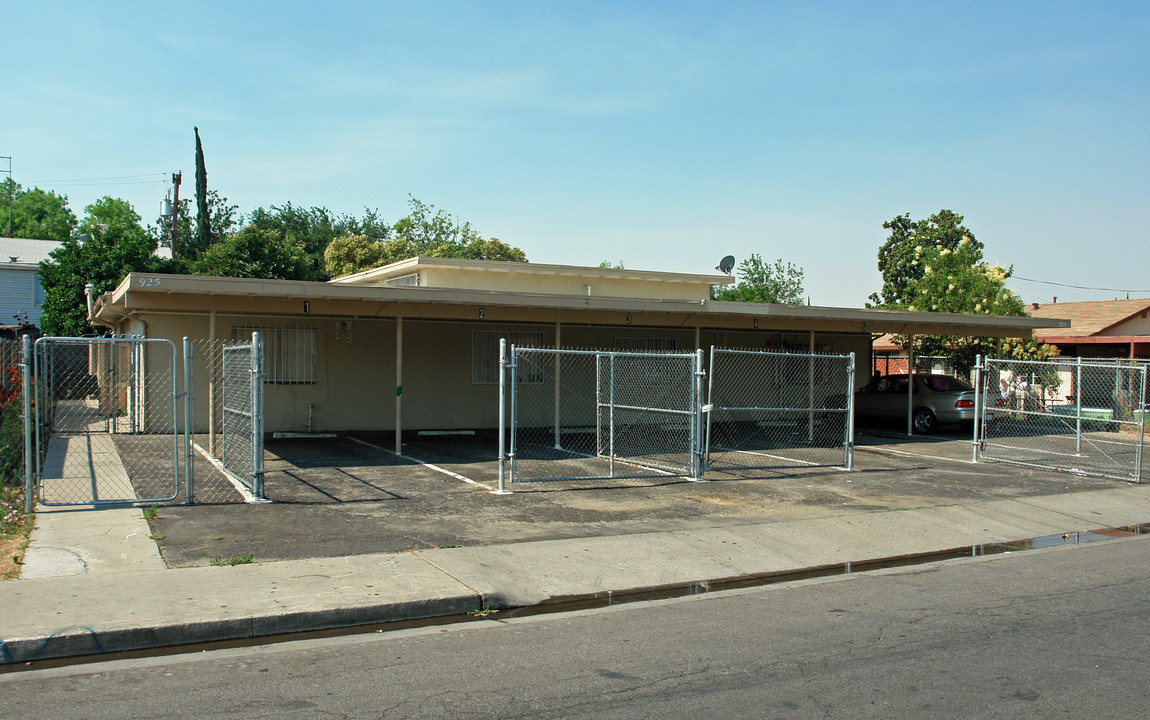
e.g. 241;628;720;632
194;126;210;256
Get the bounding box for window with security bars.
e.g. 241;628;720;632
232;326;318;384
614;337;677;351
473;330;544;383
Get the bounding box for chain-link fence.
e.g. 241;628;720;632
187;336;265;502
32;336;182;505
705;348;855;473
977;357;1147;482
17;335;266;507
504;346;702;484
873;355;959;378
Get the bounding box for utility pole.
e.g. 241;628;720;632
1;156;11;236
169;171;182;255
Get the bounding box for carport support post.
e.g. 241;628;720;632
907;335;915;436
808;330;815;442
553;322;561;449
22;334;33;513
208;310;217;456
396;317;403;456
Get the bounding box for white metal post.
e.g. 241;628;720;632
807;330;815;442
907;336;915;436
553;322;562;450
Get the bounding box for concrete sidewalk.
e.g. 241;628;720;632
3;483;1150;665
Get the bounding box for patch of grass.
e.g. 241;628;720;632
149;534;165;541
438;544;461;549
467;609;497;617
211;536;226;541
1;484;33;581
210;553;254;567
142;504;158;521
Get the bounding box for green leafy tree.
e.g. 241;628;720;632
154;190;238;260
711;254;805;305
194;225;317;280
39;197;172;336
1;178;77;241
383;197;526;265
869;210;983;307
323;234;388;278
194;127;211;255
244;203;390;279
884;224;1055;374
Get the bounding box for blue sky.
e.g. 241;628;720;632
4;1;1148;307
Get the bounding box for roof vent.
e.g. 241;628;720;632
8;256;17;263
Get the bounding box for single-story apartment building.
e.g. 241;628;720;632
88;257;1067;437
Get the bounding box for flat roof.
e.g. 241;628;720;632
331;256;733;287
98;272;1069;338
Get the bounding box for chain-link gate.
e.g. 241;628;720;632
32;336;181;505
705;347;855;473
976;357;1147;482
501;345;703;486
220;334;265;498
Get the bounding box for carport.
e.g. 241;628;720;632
90;257;1067;444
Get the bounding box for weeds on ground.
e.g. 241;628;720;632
210;553;254;566
142;504;158;521
1;484;33;581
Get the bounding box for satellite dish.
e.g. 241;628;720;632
716;255;735;275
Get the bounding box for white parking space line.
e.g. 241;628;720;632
347;436;494;491
856;442;976;465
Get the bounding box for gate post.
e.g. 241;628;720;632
971;354;982;464
494;338;511;494
184;337;194;504
250;332;265;500
845;352;856;471
22;334;33;513
691;348;706;481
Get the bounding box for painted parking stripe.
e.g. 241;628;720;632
857;444;975;465
347;436;494;491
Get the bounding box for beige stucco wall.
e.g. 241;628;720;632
1100;313;1150;336
131;309;871;434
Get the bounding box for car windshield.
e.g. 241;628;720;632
920;375;973;392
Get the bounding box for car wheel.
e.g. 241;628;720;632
913;408;937;434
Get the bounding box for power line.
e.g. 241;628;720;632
24;172;168;183
1010;274;1150;294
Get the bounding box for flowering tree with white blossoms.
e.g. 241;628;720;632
874;210;1057;375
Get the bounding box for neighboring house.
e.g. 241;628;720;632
1029;298;1150;360
0;237;61;328
88;256;1063;435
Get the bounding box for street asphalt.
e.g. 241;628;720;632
2;430;1148;665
